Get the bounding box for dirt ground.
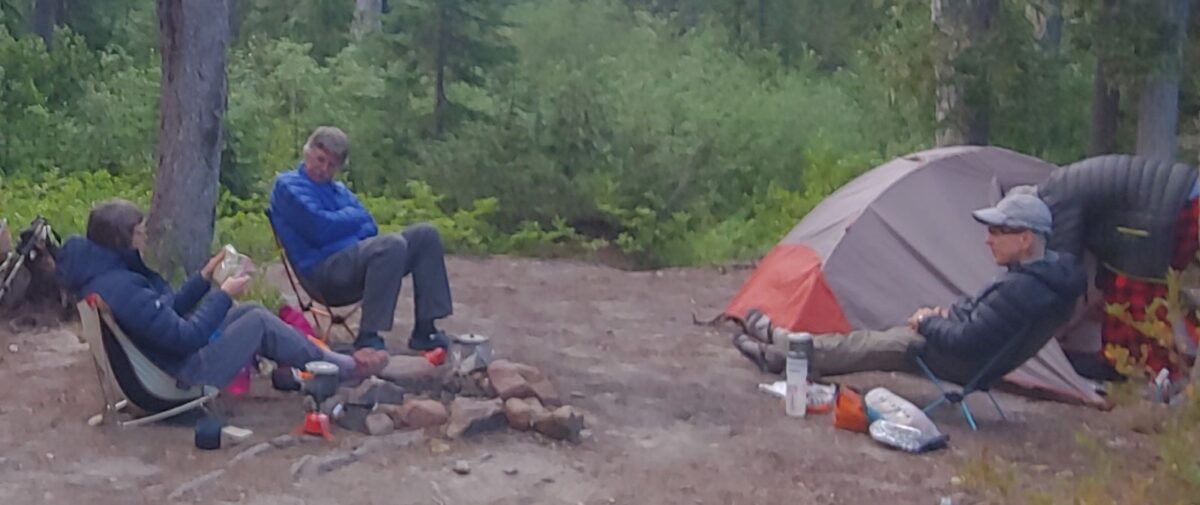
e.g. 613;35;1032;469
0;256;1156;504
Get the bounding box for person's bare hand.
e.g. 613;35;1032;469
936;306;949;318
220;275;252;298
908;307;939;330
201;249;227;281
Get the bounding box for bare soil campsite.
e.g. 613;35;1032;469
0;256;1164;505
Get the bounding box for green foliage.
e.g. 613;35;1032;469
0;171;149;234
0;0;1196;269
962;391;1200;505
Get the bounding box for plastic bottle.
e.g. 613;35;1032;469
786;332;812;417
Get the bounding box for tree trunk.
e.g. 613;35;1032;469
432;0;449;136
1089;60;1120;156
1026;0;1062;52
147;0;231;277
1135;0;1190;162
352;0;382;40
932;0;998;147
756;0;767;44
32;0;63;48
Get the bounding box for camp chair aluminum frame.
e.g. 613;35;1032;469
915;349;1014;432
265;209;361;344
78;295;218;427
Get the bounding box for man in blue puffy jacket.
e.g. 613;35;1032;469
270;126;454;352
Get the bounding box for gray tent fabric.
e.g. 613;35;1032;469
788;146;1107;407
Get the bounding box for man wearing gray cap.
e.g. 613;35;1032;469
736;192;1087;384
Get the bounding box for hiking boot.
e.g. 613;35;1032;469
271;367;302;392
353;331;387;352
733;333;785;374
408;330;451;352
743;309;775;343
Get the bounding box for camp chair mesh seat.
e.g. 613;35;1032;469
915;309;1072;430
265;209;361;344
78;295;217;427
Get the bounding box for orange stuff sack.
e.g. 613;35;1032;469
833;386;869;433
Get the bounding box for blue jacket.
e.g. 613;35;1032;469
269;164;378;275
56;237;232;375
917;251;1086;360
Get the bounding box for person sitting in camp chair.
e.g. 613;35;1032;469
269;126;455;352
735;192;1087;385
56;199;389;392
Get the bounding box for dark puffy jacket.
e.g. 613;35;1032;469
1038;155;1197;280
269;164;378;275
917;251;1086;360
56;237;232;374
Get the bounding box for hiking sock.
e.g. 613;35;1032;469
353;330;387;351
320;350;358;381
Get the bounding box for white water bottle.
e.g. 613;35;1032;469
786;333;812;417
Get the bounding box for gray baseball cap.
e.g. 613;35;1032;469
972;192;1052;235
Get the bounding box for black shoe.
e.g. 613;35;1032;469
270;367;302;392
354;331;387;352
408;330;451;352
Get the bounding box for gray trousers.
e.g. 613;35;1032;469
299;224;453;334
177;303;326;388
804;326;977;385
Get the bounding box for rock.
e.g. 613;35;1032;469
529;377;562;407
488;360;535;399
379;356;448;393
534;406;585;443
446;397;506;439
318;391;349;417
350;431;426;459
504;397;545;430
456;372;494;398
269;435;299;448
365;413;395;436
345;377;407;406
228;442;272;466
167;469;225;500
7;344;16;353
380;430;427;449
385;399;449;429
291;451;360;481
334;404;373;434
570;391;586;399
290;455;316;480
504;468;519;476
452;460;471;475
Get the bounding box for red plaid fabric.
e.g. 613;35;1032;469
1100;198;1200;378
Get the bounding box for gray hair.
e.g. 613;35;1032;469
303;126;350;163
87;199;144;250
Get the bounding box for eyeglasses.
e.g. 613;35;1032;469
987;225;1027;236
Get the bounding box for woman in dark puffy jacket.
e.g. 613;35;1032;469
56;199;387;390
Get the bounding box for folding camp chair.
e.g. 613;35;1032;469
915;309;1072;431
78;295;218;427
264;209;361;344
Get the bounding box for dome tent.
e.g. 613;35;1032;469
725;146;1106;407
